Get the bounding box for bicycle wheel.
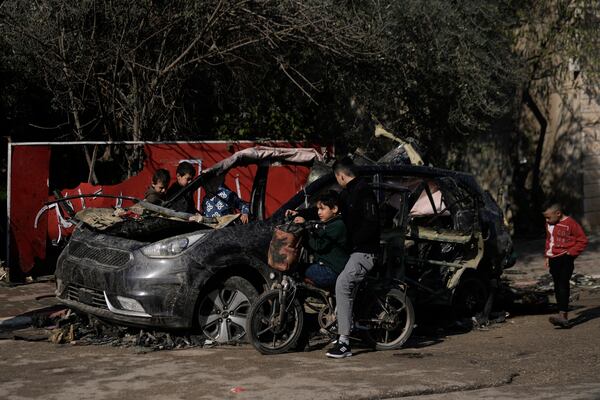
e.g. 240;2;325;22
363;287;414;350
247;289;304;355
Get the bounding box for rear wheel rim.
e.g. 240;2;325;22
366;292;413;348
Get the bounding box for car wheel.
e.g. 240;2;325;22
453;275;489;317
197;276;258;344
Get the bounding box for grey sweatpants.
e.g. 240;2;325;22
335;252;375;336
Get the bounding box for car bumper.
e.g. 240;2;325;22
54;229;199;330
58;297;189;329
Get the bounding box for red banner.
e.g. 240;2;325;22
8;141;314;277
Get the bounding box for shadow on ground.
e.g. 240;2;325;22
568;305;600;328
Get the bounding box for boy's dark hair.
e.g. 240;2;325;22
544;203;563;213
176;161;196;177
332;156;356;177
152;168;170;185
316;190;340;209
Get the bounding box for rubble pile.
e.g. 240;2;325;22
499;272;600;315
532;274;554;292
515;272;600;295
499;276;551;315
34;310;208;351
570;273;600;290
452;274;600;330
470;311;509;330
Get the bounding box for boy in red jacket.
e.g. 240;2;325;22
543;204;588;327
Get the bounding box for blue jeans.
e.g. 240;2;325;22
305;263;338;288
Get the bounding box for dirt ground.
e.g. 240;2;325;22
0;236;599;400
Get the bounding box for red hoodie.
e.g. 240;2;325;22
545;216;588;258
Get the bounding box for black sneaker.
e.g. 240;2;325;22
326;342;352;358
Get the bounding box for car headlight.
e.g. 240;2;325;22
141;233;208;258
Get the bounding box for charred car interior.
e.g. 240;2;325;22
289;164;514;317
53;143;514;345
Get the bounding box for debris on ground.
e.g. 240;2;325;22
393;352;433;359
570;273;600;290
10;327;50;341
470;311;510;330
0;264;8;282
533;274;554;292
502;272;600;309
448;273;600;332
1;309;208;351
3;272;599;350
449;310;509;332
502;269;527;275
504;284;550;308
49;312;207;351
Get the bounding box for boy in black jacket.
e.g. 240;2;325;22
327;157;380;358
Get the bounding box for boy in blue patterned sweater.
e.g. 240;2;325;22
202;179;250;224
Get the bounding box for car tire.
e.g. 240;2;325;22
452;274;489;317
197;276;258;344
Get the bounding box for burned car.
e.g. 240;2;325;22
295;163;515;317
54;143;513;344
54;147;325;343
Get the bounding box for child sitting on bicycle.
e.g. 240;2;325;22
289;191;349;288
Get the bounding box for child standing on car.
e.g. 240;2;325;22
292;191;349;288
543;203;588;327
144;169;170;205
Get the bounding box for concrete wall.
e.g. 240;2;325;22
457;72;599;235
521;71;599;233
581;88;600;229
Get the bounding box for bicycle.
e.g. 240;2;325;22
247;220;415;355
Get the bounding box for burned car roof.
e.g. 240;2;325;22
275;162;487;218
164;146;324;209
44;146;326;238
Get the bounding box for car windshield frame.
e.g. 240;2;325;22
271;164;486;221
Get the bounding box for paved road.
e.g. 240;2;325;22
0;237;599;399
1;289;599;399
398;383;600;400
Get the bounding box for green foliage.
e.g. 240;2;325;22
349;0;522;158
0;0;523;160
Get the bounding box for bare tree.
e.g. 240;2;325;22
2;0;396;177
1;0;525;176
